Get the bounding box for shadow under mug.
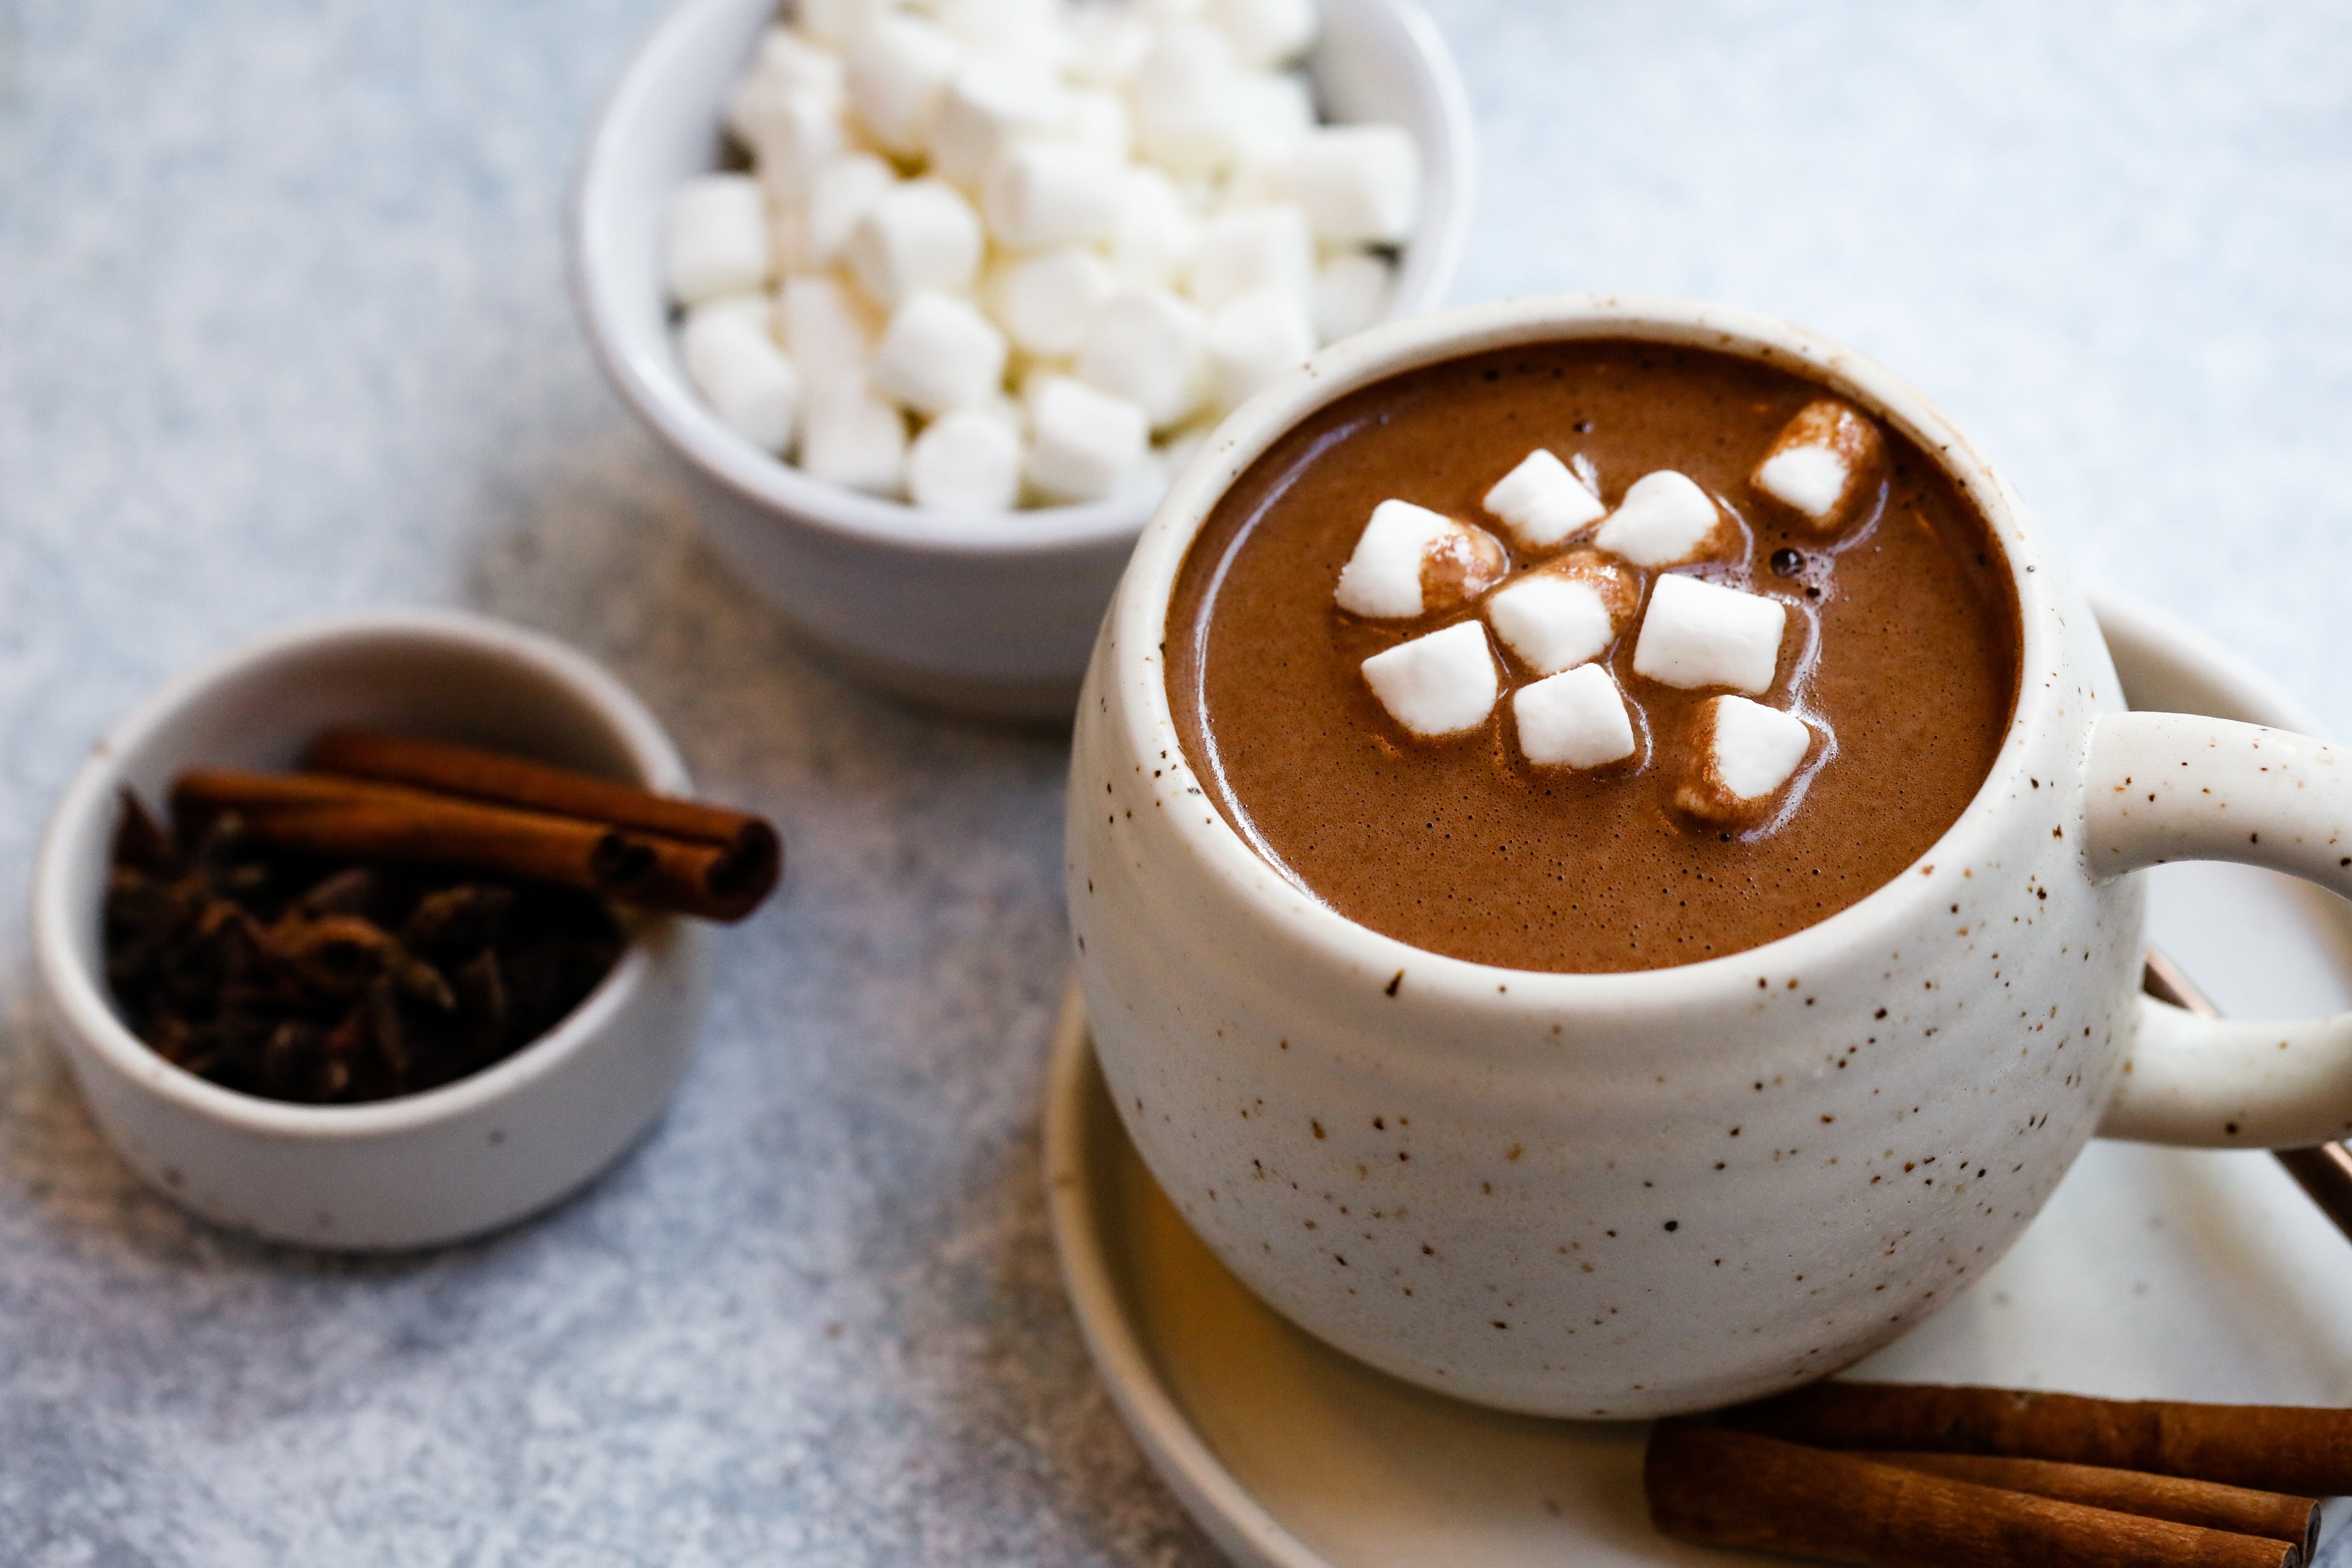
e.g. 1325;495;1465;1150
1067;294;2352;1419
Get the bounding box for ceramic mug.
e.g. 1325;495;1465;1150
1066;294;2352;1419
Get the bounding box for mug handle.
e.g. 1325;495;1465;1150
2084;710;2352;1146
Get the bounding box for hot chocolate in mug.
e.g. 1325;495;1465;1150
1066;295;2352;1419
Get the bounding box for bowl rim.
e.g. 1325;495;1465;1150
567;0;1479;561
29;609;694;1141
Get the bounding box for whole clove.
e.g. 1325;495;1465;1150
102;789;625;1105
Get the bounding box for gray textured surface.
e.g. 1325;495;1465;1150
1;1;2349;1562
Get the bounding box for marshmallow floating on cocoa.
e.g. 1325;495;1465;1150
1676;696;1814;824
1484;548;1639;676
1335;500;1507;620
1631;573;1786;694
1362;620;1500;737
1593;470;1733;568
1513;663;1637;769
1752;399;1887;533
1482;448;1607;551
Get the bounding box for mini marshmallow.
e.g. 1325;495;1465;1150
845;178;983;307
1311;249;1390;344
1482;448;1606;551
780;153;895;273
1025;374;1151;502
982;143;1124;251
680;296;801;455
929;55;1070;187
1752;398;1888;533
1593;470;1732;568
798;376;908;496
1225;72;1317;168
1361;620;1500;739
1333;500;1506;620
986;246;1114;358
1287;124;1420;246
728;30;847;172
1076;285;1209;430
1485;549;1639;676
1065;5;1153;85
907;407;1024;511
1676;697;1813;823
1106;166;1200;286
741;85;848;202
1205;287;1316;413
1709;697;1812;799
799;0;896;45
1188;203;1315;310
1513;663;1638;769
844;13;960;157
1057;87;1133;163
666;175;770;304
1205;0;1319;67
872;289;1008;417
778;273;879;384
926;0;1068;61
1129;25;1244;175
1631;573;1787;695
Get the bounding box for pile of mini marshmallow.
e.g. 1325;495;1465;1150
1335;398;1885;827
663;0;1422;513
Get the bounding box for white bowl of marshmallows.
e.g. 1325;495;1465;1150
572;0;1474;718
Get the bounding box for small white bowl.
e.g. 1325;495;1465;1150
570;0;1477;720
29;612;717;1250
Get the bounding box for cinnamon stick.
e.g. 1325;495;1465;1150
172;771;760;921
1645;1422;2302;1568
304;728;779;910
1725;1381;2352;1498
1872;1452;2318;1552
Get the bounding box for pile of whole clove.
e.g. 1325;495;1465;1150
104;792;625;1105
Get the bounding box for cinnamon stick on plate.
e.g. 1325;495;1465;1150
172;770;762;921
1645;1422;2304;1568
304;728;780;911
1724;1381;2352;1498
1871;1452;2318;1553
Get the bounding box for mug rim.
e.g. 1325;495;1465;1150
1109;292;2064;1005
29;609;693;1141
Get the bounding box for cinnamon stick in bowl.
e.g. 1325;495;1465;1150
1724;1381;2352;1498
172;769;766;921
1645;1422;2304;1568
304;728;780;911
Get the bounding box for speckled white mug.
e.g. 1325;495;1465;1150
1066;295;2352;1419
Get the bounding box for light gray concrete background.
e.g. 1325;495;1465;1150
1;1;2347;1562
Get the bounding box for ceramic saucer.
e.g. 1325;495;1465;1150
1043;589;2352;1567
